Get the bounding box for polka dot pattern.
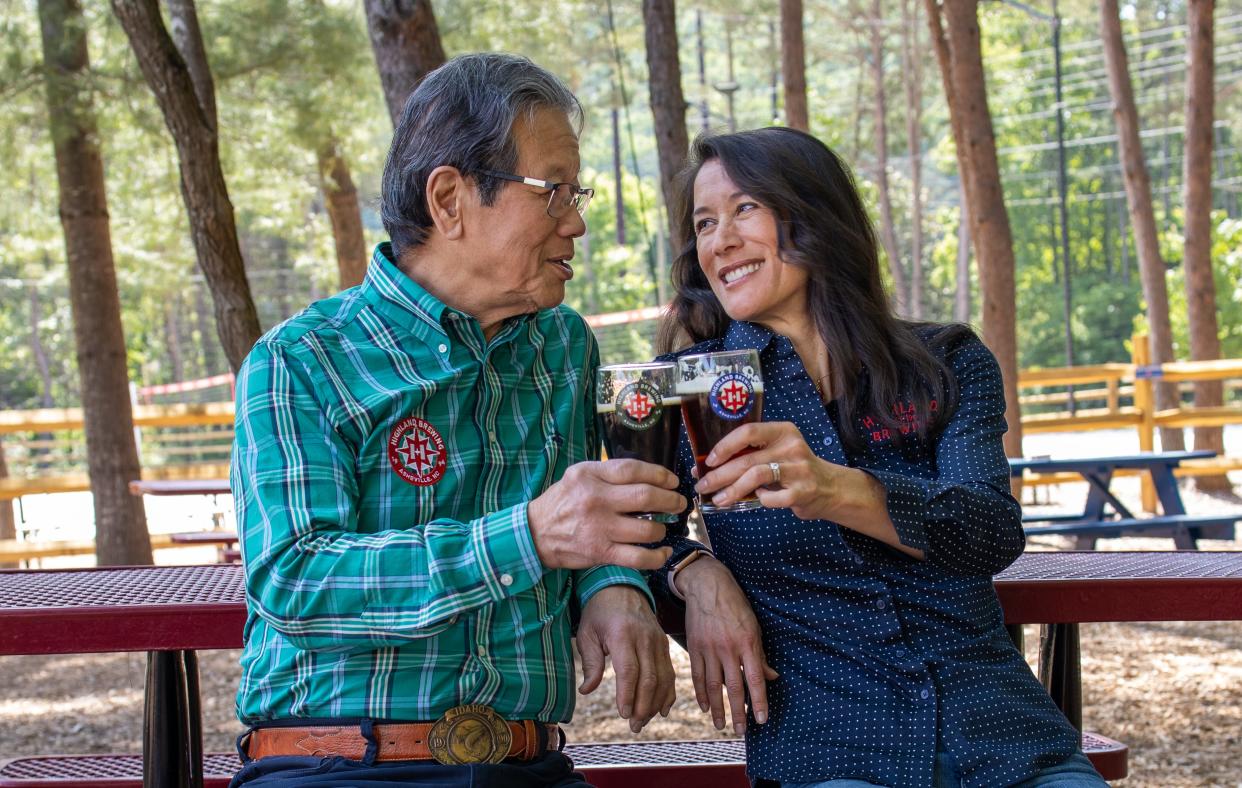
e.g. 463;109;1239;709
658;321;1080;788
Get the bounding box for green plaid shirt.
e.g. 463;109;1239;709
232;243;651;724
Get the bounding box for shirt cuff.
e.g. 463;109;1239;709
472;503;544;600
574;565;656;612
860;468;931;554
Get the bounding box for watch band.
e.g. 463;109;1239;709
667;549;711;600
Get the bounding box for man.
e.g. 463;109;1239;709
229;53;685;787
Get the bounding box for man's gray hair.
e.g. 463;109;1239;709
381;53;583;257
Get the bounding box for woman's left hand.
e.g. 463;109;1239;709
696;421;843;521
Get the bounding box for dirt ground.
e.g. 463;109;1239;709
2;476;1240;786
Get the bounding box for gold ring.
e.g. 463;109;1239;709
769;461;781;485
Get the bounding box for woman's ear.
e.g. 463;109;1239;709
425;166;467;240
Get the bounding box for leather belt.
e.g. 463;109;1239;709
243;706;561;766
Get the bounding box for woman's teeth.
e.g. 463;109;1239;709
723;262;761;284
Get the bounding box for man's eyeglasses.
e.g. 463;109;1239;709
482;170;594;218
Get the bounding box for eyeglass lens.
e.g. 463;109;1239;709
548;184;591;218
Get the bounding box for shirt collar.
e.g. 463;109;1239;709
362;243;453;339
722;320;779;354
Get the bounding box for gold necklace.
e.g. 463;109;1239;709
813;373;832;399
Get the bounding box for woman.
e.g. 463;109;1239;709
653;128;1107;788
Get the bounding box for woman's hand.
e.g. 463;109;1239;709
696;421;845;521
696;422;925;559
678;556;778;734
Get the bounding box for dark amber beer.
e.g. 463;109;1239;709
596;363;681;522
680;386;764;477
677;350;764;513
597;396;683;471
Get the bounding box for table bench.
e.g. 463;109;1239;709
0;736;1127;788
1011;450;1238;548
12;551;1237;786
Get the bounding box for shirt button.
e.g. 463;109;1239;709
920;689;930;700
478;645;488;657
488;430;497;442
499;573;514;587
822;436;834;446
854;555;864;565
895;648;906;658
438;343;448;354
876;599;887;610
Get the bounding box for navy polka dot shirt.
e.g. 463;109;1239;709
657;321;1080;788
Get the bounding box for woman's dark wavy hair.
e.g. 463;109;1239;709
656;127;973;452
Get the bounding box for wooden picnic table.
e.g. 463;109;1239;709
1010;450;1237;547
5;551;1241;786
127;479;231;497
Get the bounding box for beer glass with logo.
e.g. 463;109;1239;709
677;349;764;513
596;362;684;522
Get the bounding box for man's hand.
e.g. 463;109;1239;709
679;556;777;735
527;460;684;571
576;585;676;733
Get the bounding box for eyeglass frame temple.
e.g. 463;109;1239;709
479;170;593;215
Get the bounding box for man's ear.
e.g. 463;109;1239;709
425;165;468;240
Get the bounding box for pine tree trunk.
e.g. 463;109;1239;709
642;0;690;243
165;0;216;130
40;0;152;566
362;0;447;128
925;0;1022;457
1181;0;1226;489
1099;0;1184;451
111;0;262;374
868;0;907;315
781;0;809;130
902;0;925;319
318;138;368;290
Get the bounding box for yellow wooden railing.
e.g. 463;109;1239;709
1016;333;1242;509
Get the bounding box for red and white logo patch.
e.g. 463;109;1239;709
387;416;447;486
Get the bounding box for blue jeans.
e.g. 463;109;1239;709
229;750;590;787
781;751;1108;787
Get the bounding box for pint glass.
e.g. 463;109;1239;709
596;362;683;522
677;349;764;513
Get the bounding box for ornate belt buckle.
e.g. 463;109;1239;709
428;704;513;765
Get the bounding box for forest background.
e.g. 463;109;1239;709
1;0;1239;439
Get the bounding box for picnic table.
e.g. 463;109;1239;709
6;551;1242;786
1010;449;1238;548
129;478;235;537
127;479;232;497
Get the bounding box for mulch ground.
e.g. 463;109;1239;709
2;477;1239;786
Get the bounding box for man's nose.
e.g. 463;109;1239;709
560;207;587;238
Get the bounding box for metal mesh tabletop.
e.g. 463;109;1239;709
565;739;745;766
0;565;245;655
0;564;243;610
999;550;1242;581
996;551;1242;624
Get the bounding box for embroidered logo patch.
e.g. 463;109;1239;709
615;381;664;431
710;372;754;420
861;399;939;443
387;416;447;486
